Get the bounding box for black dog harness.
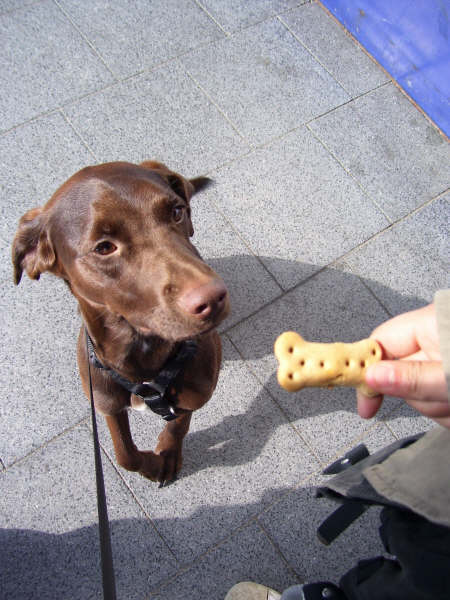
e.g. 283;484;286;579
86;332;198;421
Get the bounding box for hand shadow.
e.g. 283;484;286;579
176;253;428;475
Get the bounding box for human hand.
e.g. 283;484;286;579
357;303;450;428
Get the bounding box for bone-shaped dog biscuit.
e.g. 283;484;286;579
274;332;382;397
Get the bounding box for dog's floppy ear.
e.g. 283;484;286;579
140;161;213;237
189;176;213;194
140;160;212;201
12;207;56;285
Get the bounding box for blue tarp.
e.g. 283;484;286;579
320;0;450;136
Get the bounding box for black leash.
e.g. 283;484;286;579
86;330;117;600
85;330;198;598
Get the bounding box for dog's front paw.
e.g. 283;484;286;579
137;448;181;486
155;443;183;487
137;451;166;482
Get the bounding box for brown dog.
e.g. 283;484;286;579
12;160;230;484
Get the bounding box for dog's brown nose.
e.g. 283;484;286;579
178;279;228;320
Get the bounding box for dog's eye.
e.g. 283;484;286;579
94;241;117;255
172;205;185;223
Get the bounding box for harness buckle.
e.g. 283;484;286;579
138;381;177;421
139;380;165;399
86;330;195;422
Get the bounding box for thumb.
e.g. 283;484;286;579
365;360;448;403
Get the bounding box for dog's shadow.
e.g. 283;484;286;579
174;253;428;476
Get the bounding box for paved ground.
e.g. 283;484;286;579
1;1;449;599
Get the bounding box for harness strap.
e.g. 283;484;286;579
322;443;370;474
317;500;368;546
316;436;423;545
86;333;198;421
317;443;370;545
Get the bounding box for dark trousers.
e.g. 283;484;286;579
340;507;450;600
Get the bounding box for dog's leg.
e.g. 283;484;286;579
105;412;164;481
155;411;193;484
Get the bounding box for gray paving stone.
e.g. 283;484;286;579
94;338;320;563
63;61;249;175
258;478;385;586
2;3;448;598
281;3;388;97
202;127;388;291
58;0;223;78
152;521;298;600
342;194;450;315
191;192;283;329
181;18;349;145
0;258;88;467
0;111;94;243
199;0;306;33
0;425;177;599
0;0;114;132
384;402;435;439
0;113;95;465
309;83;450;221
227;267;403;463
358;421;397;452
0;0;35;14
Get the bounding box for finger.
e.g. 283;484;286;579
405;399;450;429
403;350;429;362
370;304;435;359
406;397;450;420
365;360;448;403
356;391;383;419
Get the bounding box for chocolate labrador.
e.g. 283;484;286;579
12;160;230;485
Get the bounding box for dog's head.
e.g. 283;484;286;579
12;160;229;341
